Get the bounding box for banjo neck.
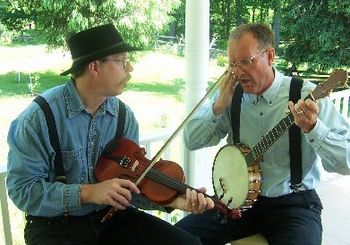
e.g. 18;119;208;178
244;111;295;167
244;68;348;167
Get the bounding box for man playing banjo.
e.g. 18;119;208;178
175;23;350;245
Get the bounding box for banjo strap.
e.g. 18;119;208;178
230;76;303;192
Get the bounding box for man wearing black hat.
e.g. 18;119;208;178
6;24;213;245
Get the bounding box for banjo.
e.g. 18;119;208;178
212;69;348;210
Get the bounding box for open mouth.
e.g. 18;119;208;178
239;78;251;85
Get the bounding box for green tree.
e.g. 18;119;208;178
281;0;350;72
2;0;181;49
0;1;33;32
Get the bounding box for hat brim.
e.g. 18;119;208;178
60;44;142;76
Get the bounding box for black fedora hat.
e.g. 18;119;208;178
60;24;141;76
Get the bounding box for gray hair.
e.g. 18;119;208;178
228;23;274;50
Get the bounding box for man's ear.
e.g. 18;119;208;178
87;60;100;76
267;48;275;66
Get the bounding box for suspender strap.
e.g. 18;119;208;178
103;100;126;153
230;84;244;144
289;76;303;192
33;96;66;183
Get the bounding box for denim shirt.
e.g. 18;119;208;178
184;69;350;197
6;80;139;217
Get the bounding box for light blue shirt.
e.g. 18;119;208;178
6;80;139;217
184;69;350;197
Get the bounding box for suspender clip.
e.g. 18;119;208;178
290;183;302;193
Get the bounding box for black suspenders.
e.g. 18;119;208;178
288;77;303;191
230;77;303;192
34;96;65;183
34;96;126;182
231;84;244;144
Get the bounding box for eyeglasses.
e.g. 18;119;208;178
104;58;129;69
229;49;267;69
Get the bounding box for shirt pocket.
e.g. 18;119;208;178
61;148;86;183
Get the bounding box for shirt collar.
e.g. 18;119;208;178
64;79;118;118
245;67;283;105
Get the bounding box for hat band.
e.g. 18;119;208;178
72;41;126;63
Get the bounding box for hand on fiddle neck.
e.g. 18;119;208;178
81;178;140;210
213;71;238;116
165;188;215;214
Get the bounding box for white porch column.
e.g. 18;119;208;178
183;0;213;192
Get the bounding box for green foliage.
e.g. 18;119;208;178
281;0;350;72
0;71;65;97
1;0;181;49
216;54;228;67
0;1;33;31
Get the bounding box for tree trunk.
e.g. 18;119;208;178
236;0;243;26
273;0;281;50
226;0;232;37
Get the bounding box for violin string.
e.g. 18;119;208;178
146;168;222;203
135;165;223;205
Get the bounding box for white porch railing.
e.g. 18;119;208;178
329;88;350;119
0;129;174;245
1;89;349;245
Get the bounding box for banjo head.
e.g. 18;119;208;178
212;144;253;209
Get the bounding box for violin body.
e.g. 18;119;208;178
95;138;185;205
95;137;241;221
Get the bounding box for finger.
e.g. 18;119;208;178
185;188;192;208
197;187;207;193
105;194;127;210
288;101;298;116
190;190;198;211
197;192;207;211
118;179;140;194
206;197;215;209
305;98;319;114
112;185;133;202
297;100;315;120
112;192;131;207
109;198;127;210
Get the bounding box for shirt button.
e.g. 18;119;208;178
310;139;314;143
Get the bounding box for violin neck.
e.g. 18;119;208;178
147;168;220;203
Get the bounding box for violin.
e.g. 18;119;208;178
94;137;241;222
95;68;238;222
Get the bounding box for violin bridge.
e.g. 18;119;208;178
131;160;139;172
